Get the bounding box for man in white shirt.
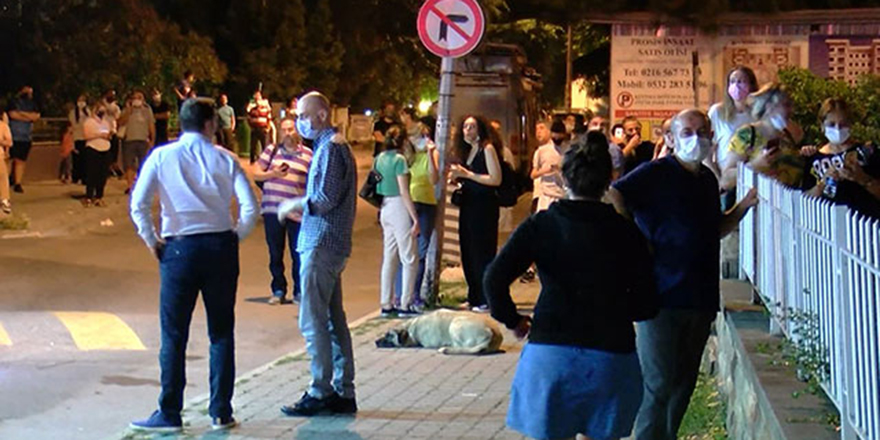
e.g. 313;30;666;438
129;98;258;433
531;121;569;212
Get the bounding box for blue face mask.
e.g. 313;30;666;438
296;117;317;140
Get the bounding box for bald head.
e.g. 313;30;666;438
671;109;711;139
297;91;332;135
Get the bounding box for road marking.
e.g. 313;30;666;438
0;321;11;346
53;312;146;351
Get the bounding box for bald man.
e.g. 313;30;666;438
277;92;358;417
607;109;757;440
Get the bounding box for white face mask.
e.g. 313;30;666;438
825;126;850;145
415;137;428;152
675;134;711;163
770;114;788;131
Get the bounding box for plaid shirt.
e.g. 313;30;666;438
296;128;357;257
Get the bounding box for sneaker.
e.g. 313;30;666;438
211;415;238;430
94;199;107;207
280;392;335;417
397;307;422;318
0;200;11;214
268;296;282;305
129;410;183;433
471;304;490;313
380;308;397;318
329;394;358;415
81;198;93;208
12;184;23;194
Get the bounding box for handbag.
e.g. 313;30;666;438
450;187;463;207
256;143;279;191
359;162;384;208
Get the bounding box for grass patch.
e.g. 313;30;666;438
351;317;388;336
678;372;728;440
436;280;467;309
0;213;29;230
273;352;309;366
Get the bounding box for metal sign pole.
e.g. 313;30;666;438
426;56;455;305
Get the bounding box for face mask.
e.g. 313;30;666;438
728;83;749;102
564;122;575;134
552;137;564;146
296;117;318;140
675;134;711;163
770;114;788;131
825;126;850;145
588;125;602;132
415;137;428;152
132;99;144;108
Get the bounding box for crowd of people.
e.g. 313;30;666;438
5;62;878;440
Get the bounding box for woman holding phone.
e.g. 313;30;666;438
721;83;805;189
253;117;313;305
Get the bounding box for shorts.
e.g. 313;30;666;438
122;140;150;171
10;141;33;161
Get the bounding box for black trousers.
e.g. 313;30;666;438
84;148;110;199
250;129;269;163
72;140;87;184
458;194;499;307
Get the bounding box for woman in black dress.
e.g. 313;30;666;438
449;116;502;312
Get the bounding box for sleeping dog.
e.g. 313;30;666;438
375;309;504;355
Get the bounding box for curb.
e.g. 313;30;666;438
110;309;382;440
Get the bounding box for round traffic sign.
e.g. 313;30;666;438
417;0;485;58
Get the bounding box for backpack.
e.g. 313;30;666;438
497;160;519;208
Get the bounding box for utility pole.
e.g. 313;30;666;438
565;23;573;111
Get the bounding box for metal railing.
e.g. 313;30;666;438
738;164;880;440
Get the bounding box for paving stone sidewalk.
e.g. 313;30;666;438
117;280;538;440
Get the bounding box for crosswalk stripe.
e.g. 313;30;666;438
53;312;146;351
0;321;11;346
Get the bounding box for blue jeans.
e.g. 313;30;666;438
298;247;355;399
634;308;716;440
395;202;436;305
158;231;239;419
263;214;302;299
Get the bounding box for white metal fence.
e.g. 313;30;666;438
738;164;880;440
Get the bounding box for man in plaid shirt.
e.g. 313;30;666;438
276;91;358;417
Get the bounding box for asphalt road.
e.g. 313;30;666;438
0;149;386;439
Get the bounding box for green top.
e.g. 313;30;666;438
217;105;235;129
375;150;409;197
409;151;437;205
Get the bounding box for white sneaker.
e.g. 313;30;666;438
0;200;10;214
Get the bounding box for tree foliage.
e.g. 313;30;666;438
778;67;880;146
1;0;226;111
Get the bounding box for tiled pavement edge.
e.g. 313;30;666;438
115;280;538;440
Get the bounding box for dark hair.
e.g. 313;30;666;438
400;107;418;121
562;131;612;199
383;125;406;151
550;120;567;134
419;116;436;141
453;115;491;161
184;70;194;78
179;98;216;133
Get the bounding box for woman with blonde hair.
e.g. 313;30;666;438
708;66;758;208
721;83;805;191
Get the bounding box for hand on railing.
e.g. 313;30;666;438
740;187;759;210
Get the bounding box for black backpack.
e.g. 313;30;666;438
497;160;519;208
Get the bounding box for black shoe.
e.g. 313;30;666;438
280;392;334;417
329;394;357;414
12;184;23;194
380;308;397;318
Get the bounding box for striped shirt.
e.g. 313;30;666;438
257;143;313;221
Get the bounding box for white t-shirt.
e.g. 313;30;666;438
532;142;565;200
708;102;754;165
83;117;112;152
